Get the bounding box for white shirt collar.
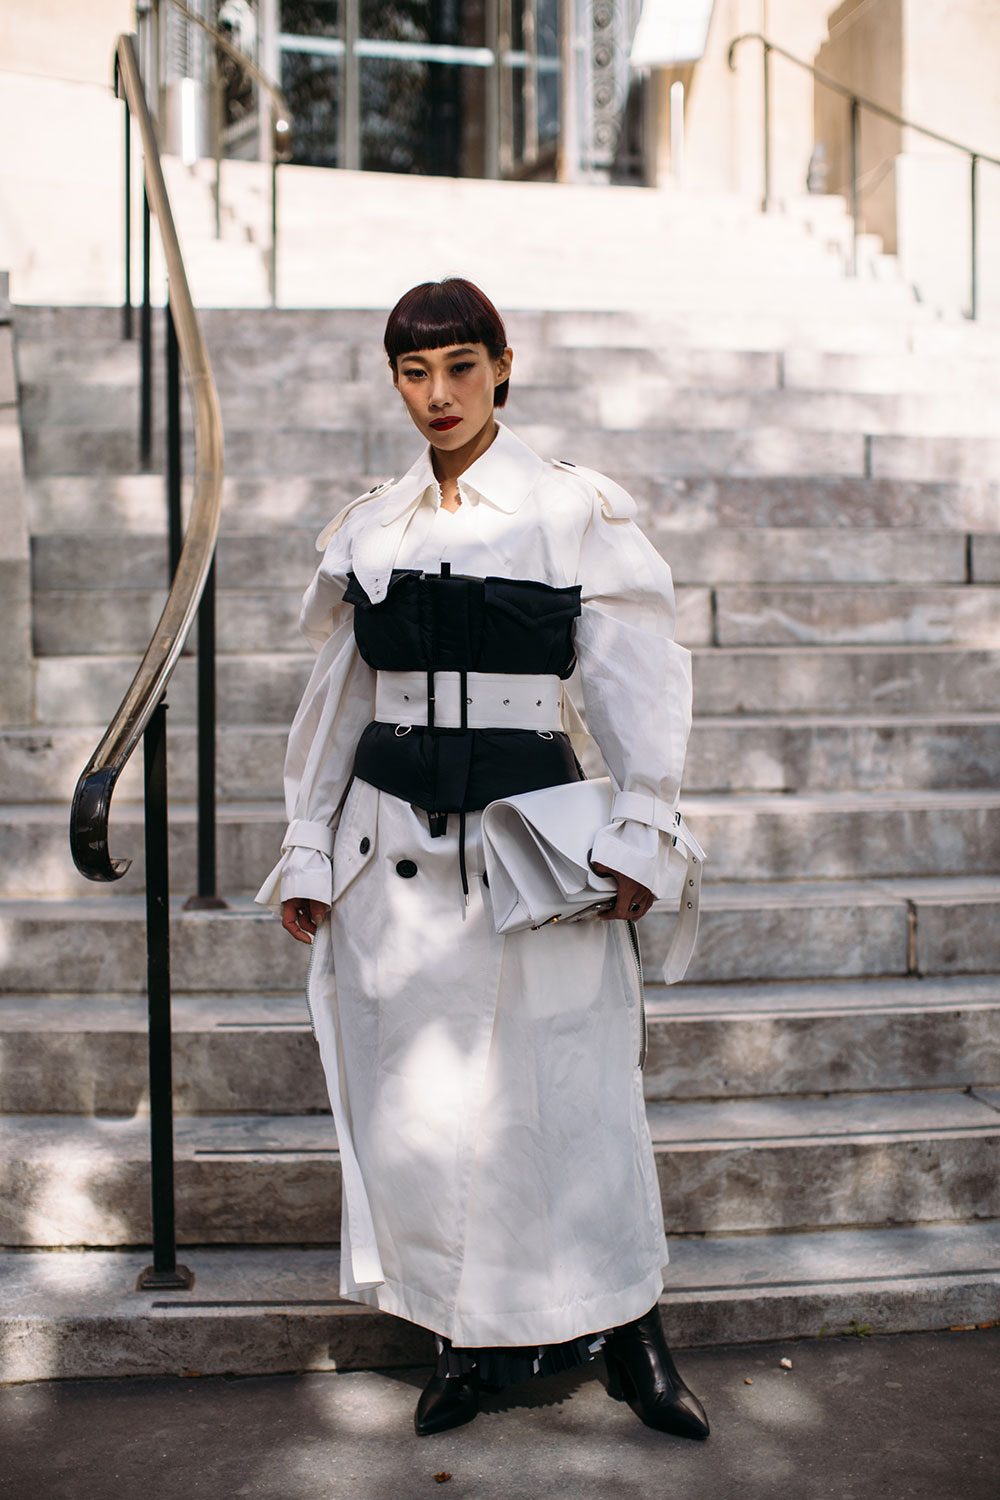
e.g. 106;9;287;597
378;422;545;526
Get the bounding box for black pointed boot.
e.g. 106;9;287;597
414;1371;480;1436
604;1304;710;1440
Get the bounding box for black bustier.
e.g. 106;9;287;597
347;568;584;813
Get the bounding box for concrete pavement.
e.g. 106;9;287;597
2;1328;997;1500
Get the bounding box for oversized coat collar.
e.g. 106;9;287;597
320;423;548;603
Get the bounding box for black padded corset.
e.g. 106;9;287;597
346;568;584;813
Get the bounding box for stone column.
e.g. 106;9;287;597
0;273;33;727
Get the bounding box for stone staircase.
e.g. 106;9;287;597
3;269;1000;1382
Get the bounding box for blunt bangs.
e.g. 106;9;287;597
384;278;510;407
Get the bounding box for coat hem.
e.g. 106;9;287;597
342;1255;668;1349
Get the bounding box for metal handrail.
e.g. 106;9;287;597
70;33;224;883
728;32;1000;314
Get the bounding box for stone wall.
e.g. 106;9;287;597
0;1;132;305
649;0;832;199
815;0;1000;311
0;275;33;726
814;0;903;254
899;0;1000;315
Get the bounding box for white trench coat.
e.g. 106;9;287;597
257;423;693;1348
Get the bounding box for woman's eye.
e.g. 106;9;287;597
401;369;425;380
451;363;473;374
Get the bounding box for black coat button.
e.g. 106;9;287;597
359;837;370;854
395;859;418;878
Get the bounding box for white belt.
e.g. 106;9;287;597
375;670;563;732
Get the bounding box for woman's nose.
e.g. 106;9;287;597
429;377;451;408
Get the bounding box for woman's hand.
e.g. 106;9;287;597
589;863;655;921
281;897;331;944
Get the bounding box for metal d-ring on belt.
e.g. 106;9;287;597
374;669;564;902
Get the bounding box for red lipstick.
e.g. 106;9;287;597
429;417;461;431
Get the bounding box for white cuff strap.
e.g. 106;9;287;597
611;790;679;835
282;819;335;858
660;819;706;985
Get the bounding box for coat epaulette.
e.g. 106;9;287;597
550;459;637;520
315;479;397;551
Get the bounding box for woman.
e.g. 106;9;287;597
257;278;708;1441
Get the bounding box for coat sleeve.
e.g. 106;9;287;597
254;540;376;911
571;483;693;900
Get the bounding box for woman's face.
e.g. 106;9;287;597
392;341;512;453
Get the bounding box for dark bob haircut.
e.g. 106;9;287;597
384;277;510;408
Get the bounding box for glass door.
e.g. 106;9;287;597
275;0;562;179
500;0;561;179
277;1;344;168
356;1;495;177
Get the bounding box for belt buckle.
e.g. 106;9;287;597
426;667;468;735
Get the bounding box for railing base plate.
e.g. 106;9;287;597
137;1264;195;1292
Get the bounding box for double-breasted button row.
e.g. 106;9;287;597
357;836;417;877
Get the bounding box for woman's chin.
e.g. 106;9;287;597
427;426;465;447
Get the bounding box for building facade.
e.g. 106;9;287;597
154;0;648;183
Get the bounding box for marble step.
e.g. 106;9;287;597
24;472;1000;535
0;878;997;993
28;421;1000;485
30;585;721;659
20;302;1000;355
3;1088;998;1247
21;376;1000;440
4;1223;999;1380
24;334;1000;402
2;976;997;1116
541;310;1000;358
5;791;1000;900
14;336;786;392
711;586;1000;647
690;645;1000;717
31;528;985;592
31;582;1000;657
690;713;1000;793
6;713;999;807
974;535;1000;581
0;724;288;805
644;975;1000;1101
20;423;874;480
32;645;1000;728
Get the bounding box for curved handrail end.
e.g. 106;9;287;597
70;765;133;883
727;31;764;70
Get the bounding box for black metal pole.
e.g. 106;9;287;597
137;699;193;1291
761;42;772;212
970;153;979;320
123;96;133;341
166;297;183;576
140;188;153;469
849;95;860;276
185;556;226;910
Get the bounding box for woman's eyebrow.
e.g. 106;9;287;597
401;347;477;362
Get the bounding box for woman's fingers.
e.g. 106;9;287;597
590;863;654;921
281;898;330;944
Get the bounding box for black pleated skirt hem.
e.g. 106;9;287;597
435;1330;607;1389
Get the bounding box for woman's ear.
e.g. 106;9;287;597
494;346;513;389
389;358;399;390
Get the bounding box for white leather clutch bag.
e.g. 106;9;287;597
480;778;705;984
